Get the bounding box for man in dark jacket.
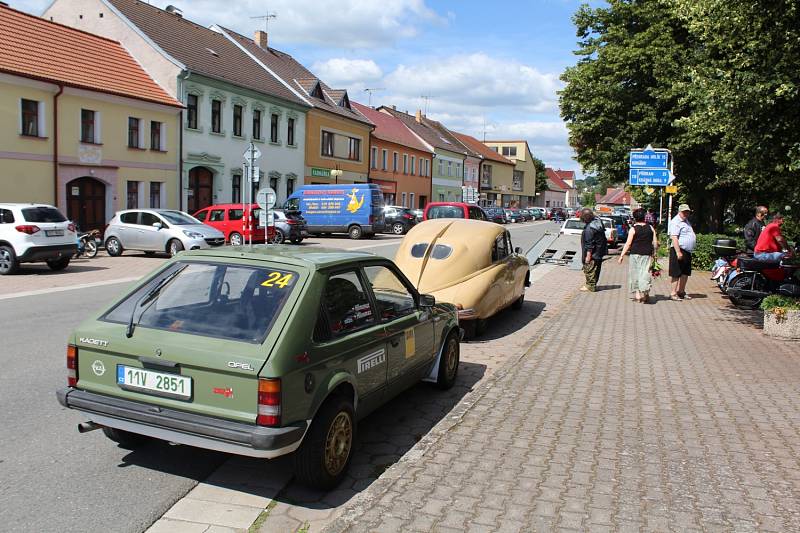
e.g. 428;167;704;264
580;208;608;292
743;206;768;253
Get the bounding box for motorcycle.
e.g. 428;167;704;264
726;246;800;309
75;229;100;258
711;239;746;294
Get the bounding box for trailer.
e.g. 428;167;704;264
526;232;583;270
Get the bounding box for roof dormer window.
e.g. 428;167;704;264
339;92;351;110
310;82;324;100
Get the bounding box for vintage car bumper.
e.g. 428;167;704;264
57;387;307;458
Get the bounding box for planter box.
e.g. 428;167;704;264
763;309;800;340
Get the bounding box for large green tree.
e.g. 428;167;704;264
531;156;548;195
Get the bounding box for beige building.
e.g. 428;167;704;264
484;141;538;207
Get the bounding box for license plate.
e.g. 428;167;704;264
117;365;192;400
45;229;64;237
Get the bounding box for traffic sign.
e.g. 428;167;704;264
629;168;670;186
256;187;276;210
629;146;668;169
665;185;678;194
243;143;262;161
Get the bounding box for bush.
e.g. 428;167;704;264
761;294;800;313
656;233;744;271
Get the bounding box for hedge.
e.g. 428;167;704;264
657;233;744;271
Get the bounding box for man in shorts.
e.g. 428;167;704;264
668;204;696;301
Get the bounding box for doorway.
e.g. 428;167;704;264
188;166;213;213
66;177;106;232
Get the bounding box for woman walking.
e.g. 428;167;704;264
618;208;659;303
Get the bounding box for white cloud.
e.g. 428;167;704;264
310;58;383;89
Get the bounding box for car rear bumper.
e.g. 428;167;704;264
17;243;76;262
57;387;307;459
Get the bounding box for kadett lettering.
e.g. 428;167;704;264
357;350;386;374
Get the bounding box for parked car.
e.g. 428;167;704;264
549;208;567;221
383;205;418;235
284;184;385;239
519;209;533;221
412;209;424;222
529;208;545;220
598;216;619;247
105;209;225;257
393;219;530;338
0;203;76;275
57;246;460;490
270;209;308;244
423;202;487;221
506;209;524;223
483;207;507;224
560;217;586;236
193;204;275;246
608;214;630;243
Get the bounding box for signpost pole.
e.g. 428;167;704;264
659;188;664;229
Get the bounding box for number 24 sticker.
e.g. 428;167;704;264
262;272;293;288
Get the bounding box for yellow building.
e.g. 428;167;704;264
0;5;182;230
483;141;539;207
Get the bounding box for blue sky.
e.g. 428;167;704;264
17;0;593;173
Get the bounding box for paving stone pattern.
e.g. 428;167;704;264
323;260;800;532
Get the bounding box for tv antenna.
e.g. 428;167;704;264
420;95;431;115
363;88;385;107
251;12;277;33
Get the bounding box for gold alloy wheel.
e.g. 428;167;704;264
445;338;458;379
324;411;353;476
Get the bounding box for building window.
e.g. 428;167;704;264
502;146;517;157
438;192;445;202
410;192;415;208
269;176;279;194
447;161;452;177
232;175;241;203
456;163;461;177
371;146;378;169
81;109;95;143
424;159;430;177
382;149;388;170
403;154;408;174
438;159;443;176
150;182;162;208
127;181;139;209
286;177;295;196
401;192;407;207
252;109;262;139
393;152;398;172
270;113;279;143
211;99;222;133
21;99;39;137
150;121;162;150
233;104;243;137
187;94;198;129
127;117;141;148
322;130;334;156
348;137;360;161
410;156;415;175
513;170;523;191
287;117;295;146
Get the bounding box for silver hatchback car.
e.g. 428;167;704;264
104;209;225;257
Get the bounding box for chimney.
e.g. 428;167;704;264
254;30;268;49
165;5;183;17
415;109;422;123
391;105;396;111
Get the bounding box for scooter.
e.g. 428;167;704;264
711;239;748;294
76;229;100;258
726;246;800;308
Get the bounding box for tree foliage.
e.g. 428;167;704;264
531;156;548;194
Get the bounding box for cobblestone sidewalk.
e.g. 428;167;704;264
323;260;800;532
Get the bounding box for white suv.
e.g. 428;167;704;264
0;203;77;275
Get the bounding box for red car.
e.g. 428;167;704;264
423;202;487;221
193;204;275;245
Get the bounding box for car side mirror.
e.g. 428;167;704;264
152;222;162;229
419;294;435;308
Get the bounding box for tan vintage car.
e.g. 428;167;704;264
392;219;530;337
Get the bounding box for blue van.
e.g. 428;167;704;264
284;184;385;239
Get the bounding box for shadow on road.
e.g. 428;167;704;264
117;439;228;478
468;300;546;343
13;264;110;275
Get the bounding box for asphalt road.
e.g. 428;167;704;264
0;219;557;533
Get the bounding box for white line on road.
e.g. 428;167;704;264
346;240;404;250
0;277;141;301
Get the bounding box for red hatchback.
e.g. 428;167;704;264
193;204;275;246
423;202;487;221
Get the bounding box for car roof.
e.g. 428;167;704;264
0;203;57;209
179;245;383;270
196;204;258;209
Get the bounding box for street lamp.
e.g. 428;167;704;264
330;164;343;184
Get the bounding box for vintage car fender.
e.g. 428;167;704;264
426;265;509;319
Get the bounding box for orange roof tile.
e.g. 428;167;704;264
0;4;181;108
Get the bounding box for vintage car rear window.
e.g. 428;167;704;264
102;262;298;343
410;243;428;258
427;206;464;219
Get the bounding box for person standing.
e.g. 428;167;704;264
743;205;768;253
580;208;608;292
644;208;656;227
754;214;792;261
668;204;697;301
618;208;659;303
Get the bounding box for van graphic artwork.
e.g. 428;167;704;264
284;184;386;239
346;189;365;213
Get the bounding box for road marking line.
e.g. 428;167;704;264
347;240;403;250
0;277;141;300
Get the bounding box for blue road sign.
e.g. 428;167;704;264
629;168;670;186
629;149;668;169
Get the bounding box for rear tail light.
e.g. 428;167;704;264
403;214;414;219
68;223;76;233
67;344;78;387
257;378;281;426
15;225;40;235
286;219;299;225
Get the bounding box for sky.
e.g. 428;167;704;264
16;0;594;174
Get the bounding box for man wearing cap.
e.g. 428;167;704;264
668;204;697;301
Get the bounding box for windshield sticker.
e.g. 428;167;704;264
261;271;294;288
358;349;386;374
404;329;415;359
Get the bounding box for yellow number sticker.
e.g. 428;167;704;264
261;271;294;288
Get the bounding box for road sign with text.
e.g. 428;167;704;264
629;168;671;186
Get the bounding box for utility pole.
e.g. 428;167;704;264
363;88;385;107
251;12;277;33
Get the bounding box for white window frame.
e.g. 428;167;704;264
410;156;415;175
401;192;407;207
410;192;415;208
19;99;46;137
127;116;144;148
371;146;378;169
403;154;408;174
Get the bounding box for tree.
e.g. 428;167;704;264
531;156;548;195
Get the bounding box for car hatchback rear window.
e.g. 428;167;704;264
102;262;299;343
22;207;66;223
427;206;464;219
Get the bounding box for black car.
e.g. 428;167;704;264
271;209;308;244
483;207;507;224
383;206;418;235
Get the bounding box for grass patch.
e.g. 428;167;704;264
248;499;278;533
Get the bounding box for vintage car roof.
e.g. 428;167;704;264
179;246;381;270
394;219;505;292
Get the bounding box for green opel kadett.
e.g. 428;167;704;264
57;246;461;489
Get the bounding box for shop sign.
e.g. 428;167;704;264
311;167;331;178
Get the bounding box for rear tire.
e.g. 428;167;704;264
511;292;525;310
0;245;19;275
229;232;243;246
167;239;184;257
348;225;363;240
105;237;123;257
102;427;150;449
85;239;98;258
293;396;355;490
46;257;70;271
391;222;405;235
728;272;765;309
436;333;460;390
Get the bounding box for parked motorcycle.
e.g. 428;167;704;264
711;239;746;294
726;246;800;308
75;229;100;258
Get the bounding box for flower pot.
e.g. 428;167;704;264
763;308;800;340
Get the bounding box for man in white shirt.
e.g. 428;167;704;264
668;204;697;301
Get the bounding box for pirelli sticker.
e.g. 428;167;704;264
357;349;386;374
404;328;415;359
